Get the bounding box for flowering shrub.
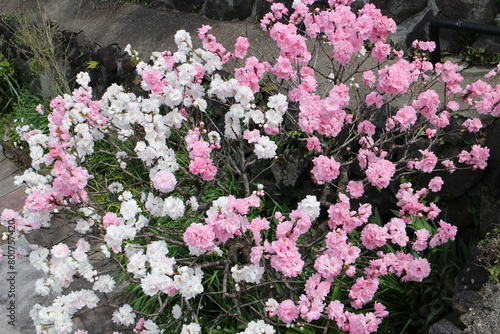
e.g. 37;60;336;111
2;0;500;333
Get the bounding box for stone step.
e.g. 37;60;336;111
25;214;78;248
0;172;22;197
0;185;25;214
0;157;19;181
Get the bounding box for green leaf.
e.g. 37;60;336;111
331;284;341;300
87;60;100;69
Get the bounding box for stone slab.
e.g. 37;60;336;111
0;185;26;214
0;0;274;62
25;214;77;248
0;158;19;181
0;172;22;197
0;235;58;334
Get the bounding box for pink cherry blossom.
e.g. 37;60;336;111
458;145;490;170
377;60;414;95
394;105;417;131
233;36;249;59
305;273;331;301
441;159;456;173
429;220;457;247
102;212;125;229
365;91;384;108
463;118;482;132
347;180;364;198
277;299;299;324
349;277;379;309
447;100;460;111
372;41;392;62
402;257;431;282
412;228;430;251
416;149;438;173
306;136;322;152
311;155;341;184
272;56;297;80
363;71;376;87
249;217;270;245
243;129;261;143
357;120;376;136
269;240;304;277
361;224;389;250
183;223;216;251
25;190;56;214
386;218;409;247
298;295;324;322
366;158;395;188
314;253;343;280
428;176;444;192
412;40;436;52
152;170;177;193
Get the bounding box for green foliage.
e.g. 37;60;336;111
86;60;100;69
0;52;20;117
12;4;71;96
478;231;500;282
1;4;487;332
488;265;500;283
374;215;475;334
94;0;153;6
14;87;48;130
467;196;481;227
460;46;500;66
0;13;21;24
1;87;47;161
0;51;47;152
376;246;459;333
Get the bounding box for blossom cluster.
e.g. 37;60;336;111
1;1;499;334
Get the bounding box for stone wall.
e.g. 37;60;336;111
154;0;499;52
2;1;500;332
0;20;137;98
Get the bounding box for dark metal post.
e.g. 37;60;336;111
429;17;500;64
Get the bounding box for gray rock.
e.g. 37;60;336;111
204;0;256;21
401;8;436;47
440;193;475;232
73;305;124;334
75;30;100;59
271;148;308;190
455;250;490;292
472;35;500;54
429;319;464;334
462;282;500;333
251;0;294;22
351;0;369;12
0;236;58;334
417;166;485;201
150;0;175;9
371;0;428;24
172;0;204;13
485;118;500;165
442;115;479;147
436;0;496;53
434;0;498;53
481;167;500;199
452;290;482;315
479;192;500;236
435;0;497;24
96;44;121;84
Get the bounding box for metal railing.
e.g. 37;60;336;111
429;17;500;64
